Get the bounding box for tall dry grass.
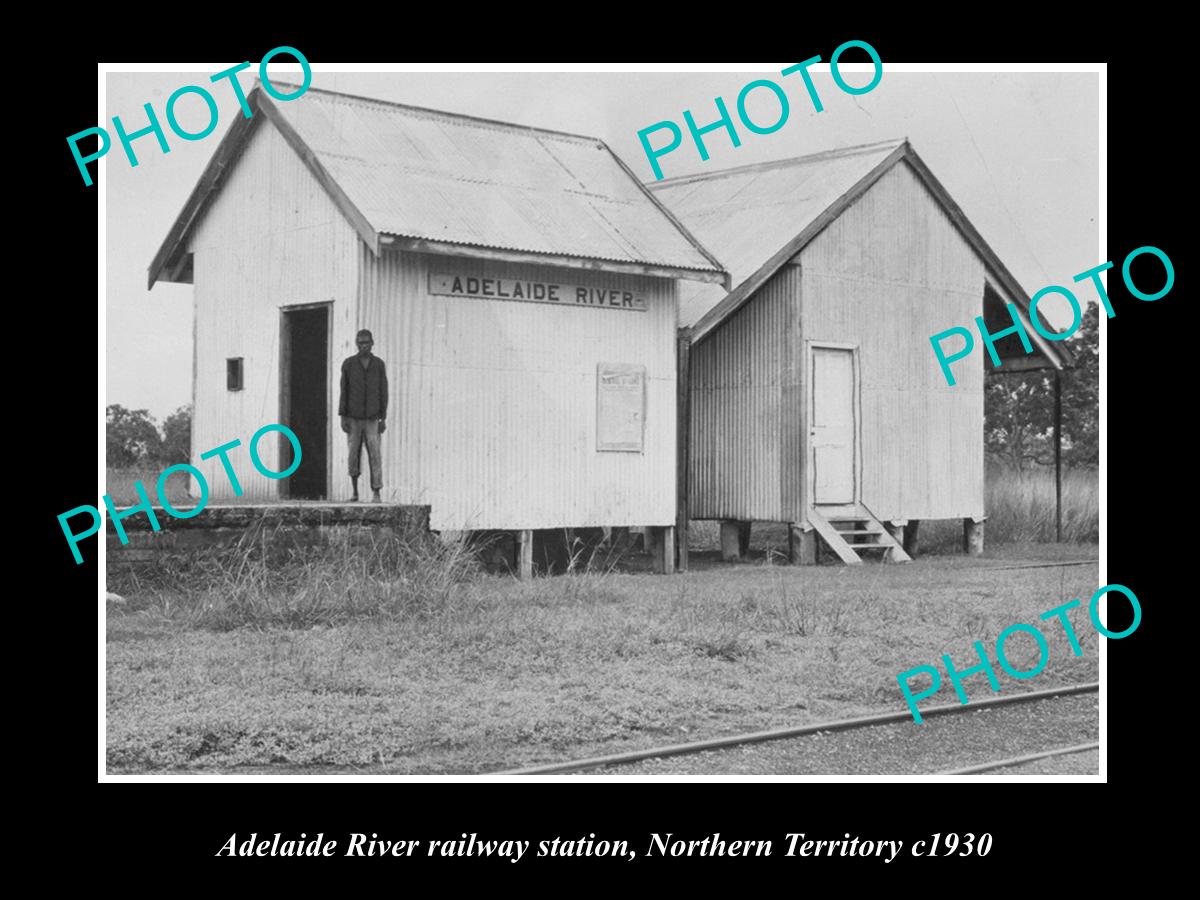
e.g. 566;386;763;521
983;465;1098;544
119;521;645;632
148;524;485;630
921;464;1098;552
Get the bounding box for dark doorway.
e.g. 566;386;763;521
280;304;330;500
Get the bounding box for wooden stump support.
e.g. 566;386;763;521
788;523;817;565
903;520;920;558
515;529;533;579
653;526;676;574
719;520;745;561
963;517;985;556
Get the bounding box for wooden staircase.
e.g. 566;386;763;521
807;504;912;565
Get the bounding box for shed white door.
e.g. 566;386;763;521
811;347;856;504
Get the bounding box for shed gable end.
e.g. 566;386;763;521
799;159;985;521
798;159;982;297
187;117;357;259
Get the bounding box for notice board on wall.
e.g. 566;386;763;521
596;363;646;452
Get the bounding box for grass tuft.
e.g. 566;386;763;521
145;524;482;631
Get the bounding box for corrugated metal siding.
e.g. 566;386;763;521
649;141;903;326
358;249;677;531
186;120;359;500
269;88;717;273
800;161;985;521
688;266;799;521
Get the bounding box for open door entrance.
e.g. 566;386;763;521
279;304;330;500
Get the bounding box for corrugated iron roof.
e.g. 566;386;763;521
276;87;729;270
649;140;904;328
149;84;725;288
649;139;1070;369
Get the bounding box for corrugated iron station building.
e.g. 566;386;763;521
148;83;726;576
650;139;1072;566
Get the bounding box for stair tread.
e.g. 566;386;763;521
810;506;909;565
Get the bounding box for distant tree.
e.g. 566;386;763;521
984;371;1054;471
106;405;162;467
158;404;192;464
1059;304;1099;467
984;303;1099;471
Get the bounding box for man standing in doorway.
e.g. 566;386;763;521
339;329;388;502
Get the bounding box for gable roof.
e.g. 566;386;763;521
149;83;726;290
649;139;1071;369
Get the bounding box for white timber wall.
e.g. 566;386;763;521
799;160;985;521
186;119;360;500
358;248;678;531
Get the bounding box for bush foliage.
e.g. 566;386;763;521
107;404;191;467
985;304;1099;471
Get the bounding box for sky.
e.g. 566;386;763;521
104;66;1100;419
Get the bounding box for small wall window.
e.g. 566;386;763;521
227;358;244;391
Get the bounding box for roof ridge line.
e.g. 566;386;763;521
265;79;605;145
646;139;908;188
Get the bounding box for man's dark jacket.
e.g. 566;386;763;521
339;355;388;420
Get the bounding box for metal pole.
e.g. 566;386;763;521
1054;370;1063;543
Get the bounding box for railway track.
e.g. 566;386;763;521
495;681;1100;776
963;560;1098;572
935;741;1099;775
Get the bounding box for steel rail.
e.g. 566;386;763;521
494;680;1099;776
935;741;1100;775
962;560;1098;571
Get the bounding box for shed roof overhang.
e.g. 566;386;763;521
980;277;1075;374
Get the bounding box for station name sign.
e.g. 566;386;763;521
429;272;647;312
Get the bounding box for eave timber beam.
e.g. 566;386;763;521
380;235;727;286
